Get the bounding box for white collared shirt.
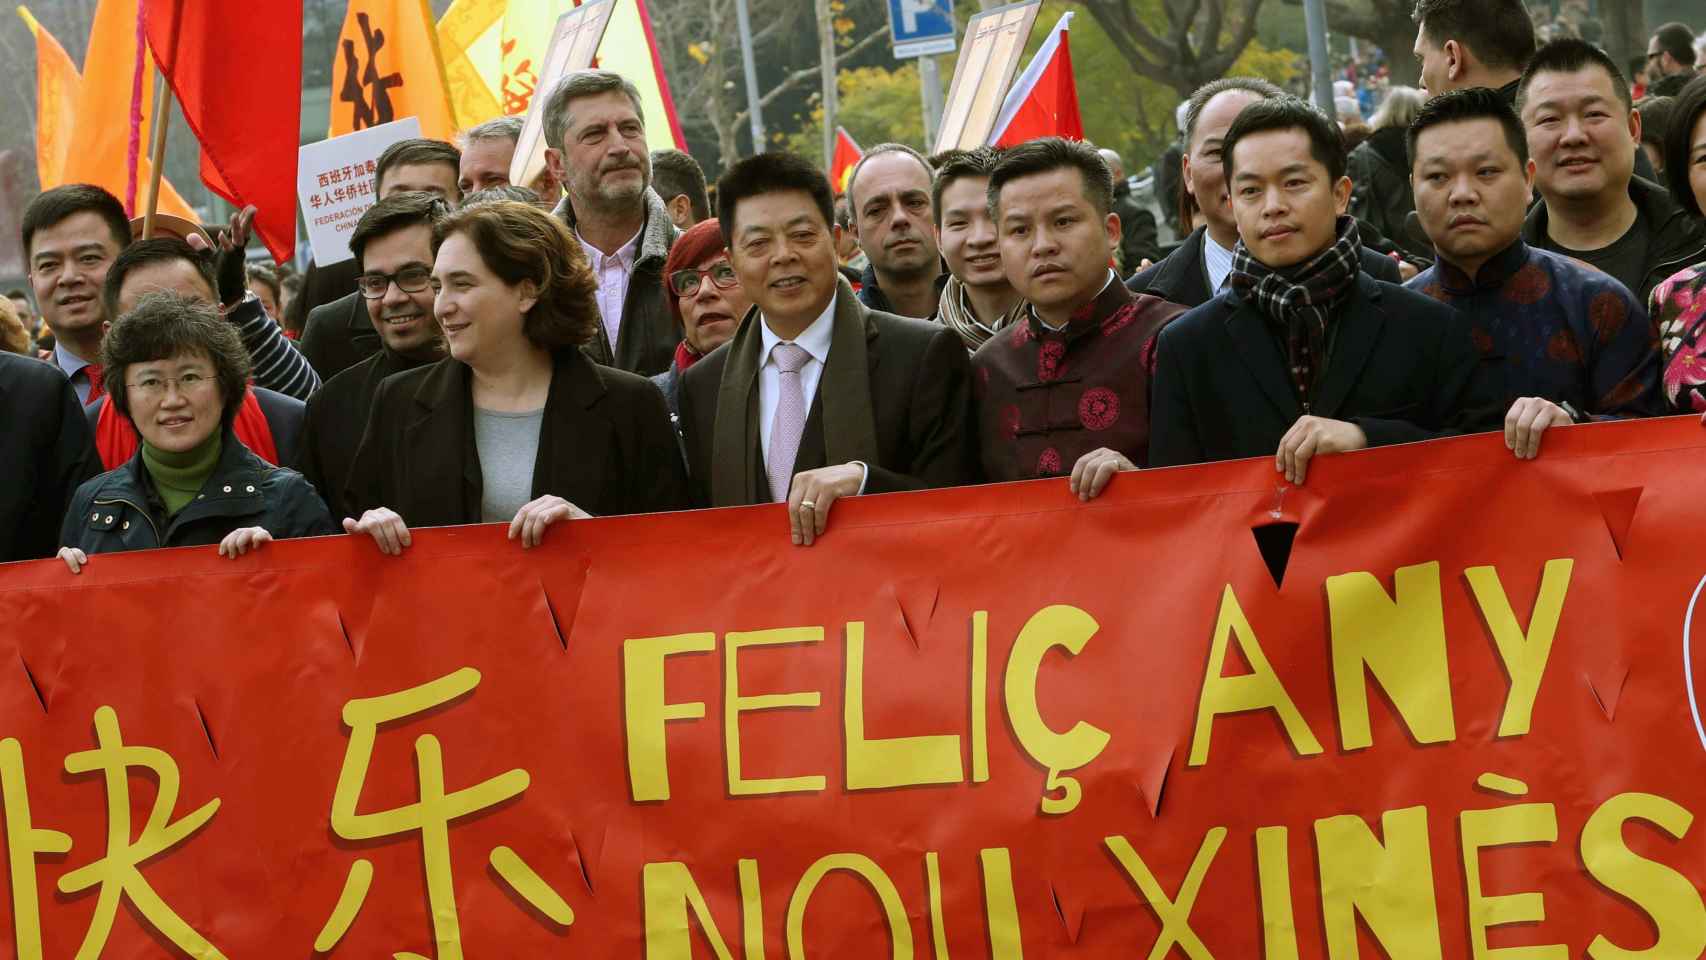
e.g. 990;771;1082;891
757;292;837;458
1202;231;1236;295
577;227;641;352
54;343;96;405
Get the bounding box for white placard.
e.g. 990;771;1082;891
297;117;423;266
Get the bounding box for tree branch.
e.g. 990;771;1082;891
734;24;889;124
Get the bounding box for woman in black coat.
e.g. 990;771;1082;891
342;200;687;554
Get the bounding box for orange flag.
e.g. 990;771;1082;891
17;6;79;188
330;0;457;142
56;0;195;219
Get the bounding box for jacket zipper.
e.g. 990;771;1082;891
92;497;160;544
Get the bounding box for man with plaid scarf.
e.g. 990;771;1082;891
1150;98;1501;481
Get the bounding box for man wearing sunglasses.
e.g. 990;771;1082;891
651;219;751;455
299;193;447;517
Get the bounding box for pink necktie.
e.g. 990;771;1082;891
767;343;810;503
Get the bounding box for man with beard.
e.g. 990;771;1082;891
1646;23;1698;98
539;69;681;376
1150;98;1499;478
1406;88;1661;460
299;193;448;517
1518;39;1706;303
846;143;945;319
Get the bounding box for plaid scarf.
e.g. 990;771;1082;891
1227;216;1362;411
937;275;1026;351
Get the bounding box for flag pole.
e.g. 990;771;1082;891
141;67;171;240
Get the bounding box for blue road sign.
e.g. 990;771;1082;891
888;0;956;59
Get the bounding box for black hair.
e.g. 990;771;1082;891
1653;22;1697;67
650;149;710;222
102;291;251;429
1406;86;1530;167
1518;38;1632;114
349;192;451;269
374;138;462;196
1411;0;1537;73
1666;75;1706;218
986;137;1113;218
22;184;130;261
1182;77;1287;148
1221;96;1347;183
715;152;835;248
1637;96;1675;150
101;238;217;321
931;146;1001;227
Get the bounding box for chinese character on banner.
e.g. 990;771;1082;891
317;172;330;188
339;12;402;131
310;194;324;209
365;159;377;175
341;164;354;181
313;668;574;956
1;707;225;958
499;38;539;117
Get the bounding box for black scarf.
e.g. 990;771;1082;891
1227;215;1362;411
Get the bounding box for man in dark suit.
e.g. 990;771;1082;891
1128;77;1402;310
1150;98;1499;480
0;352;100;562
678;151;976;545
300;138;463;381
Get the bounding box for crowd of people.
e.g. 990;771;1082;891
3;1;1706;572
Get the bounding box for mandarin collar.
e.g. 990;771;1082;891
1436;239;1529;295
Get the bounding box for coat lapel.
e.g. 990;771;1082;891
1309;275;1385;419
533;349;611;511
1222;296;1303;420
402;359;479;521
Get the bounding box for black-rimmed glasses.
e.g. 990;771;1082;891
358;264;433;300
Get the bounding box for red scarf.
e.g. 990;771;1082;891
674;340;702;374
94;386;279;470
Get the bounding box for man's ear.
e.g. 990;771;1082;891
1444;39;1466;81
1524;157;1537;192
666;193;693;227
1628;106;1642;147
1104;211;1122;249
1332;175;1353;215
543;148;566;190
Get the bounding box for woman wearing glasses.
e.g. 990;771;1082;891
56;292;337;572
651;219;752;442
342;201;687;555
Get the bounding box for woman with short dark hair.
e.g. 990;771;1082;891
343;201;686;554
56;292;336;572
1648;76;1706;412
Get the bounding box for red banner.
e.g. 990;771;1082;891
4;417;1706;957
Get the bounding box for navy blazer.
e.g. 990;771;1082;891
1149;272;1502;467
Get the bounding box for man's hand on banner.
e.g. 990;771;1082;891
788;463;865;547
1504;396;1573;460
1275;416;1367;485
508;495;591;548
343;507;413;556
1069;448;1136;501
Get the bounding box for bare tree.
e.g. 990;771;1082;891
1322;0;1421;86
1080;0;1268;98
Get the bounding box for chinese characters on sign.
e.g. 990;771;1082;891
295;117;422;265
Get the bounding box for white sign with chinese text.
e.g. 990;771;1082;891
296;117;422;265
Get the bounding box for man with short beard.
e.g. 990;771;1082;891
540;69;681;376
846;143;945;319
932;147;1024;350
974;138;1185;497
299;193;447;517
1518;39;1706;303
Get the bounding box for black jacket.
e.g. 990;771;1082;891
1149;273;1501;467
0;354;100;562
1522;175;1706;304
553;189;682;377
1112;181;1162;270
300;289;380;383
344;347;688;525
856;262;949;320
1126;227;1402;308
59;430;336;555
300;347;432;519
1347;127;1430;259
85;386;306;470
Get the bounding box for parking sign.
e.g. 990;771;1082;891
889;0;956;59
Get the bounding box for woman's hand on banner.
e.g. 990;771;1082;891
56;546;88;574
508;495;591;549
218;526;274;558
343;508;412;556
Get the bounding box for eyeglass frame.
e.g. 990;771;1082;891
668;260;740;298
357;263;435;300
125;371;216;399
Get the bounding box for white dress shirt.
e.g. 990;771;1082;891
755;291;869;494
1203;231;1236;295
54;343;96;405
577;227;641;352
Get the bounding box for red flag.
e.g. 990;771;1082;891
989;13;1083;148
829;127;863;195
143;0;303;262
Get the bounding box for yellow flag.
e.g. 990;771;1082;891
437;0;505;130
329;0;457;142
17;5;79;187
56;0;196;219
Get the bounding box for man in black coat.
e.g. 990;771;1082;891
1127;77;1402;310
0;352;100;562
678;151;977;545
299;193;447;518
1150;98;1499;479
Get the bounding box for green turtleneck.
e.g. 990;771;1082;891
140;431;222;517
